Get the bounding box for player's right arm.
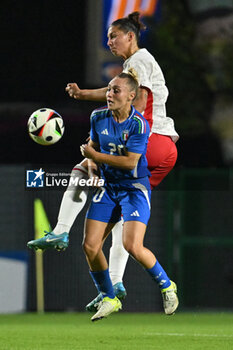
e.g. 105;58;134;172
65;83;107;102
81;144;141;171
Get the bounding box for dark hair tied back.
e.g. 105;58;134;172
128;12;147;32
111;11;146;45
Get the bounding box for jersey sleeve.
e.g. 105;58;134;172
124;58;153;91
90;111;99;143
125;117;149;154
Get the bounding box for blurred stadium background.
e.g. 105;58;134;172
0;0;233;315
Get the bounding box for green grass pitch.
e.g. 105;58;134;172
0;312;232;350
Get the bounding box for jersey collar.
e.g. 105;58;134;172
110;106;135;123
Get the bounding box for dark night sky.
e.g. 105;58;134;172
0;1;97;165
1;1;87;103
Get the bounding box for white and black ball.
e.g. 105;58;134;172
28;108;64;145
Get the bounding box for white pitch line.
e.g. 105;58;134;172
144;333;233;338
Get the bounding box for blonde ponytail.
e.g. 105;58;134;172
127;67;139;85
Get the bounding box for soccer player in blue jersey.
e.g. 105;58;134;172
80;70;178;321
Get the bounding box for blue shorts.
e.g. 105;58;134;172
86;183;151;225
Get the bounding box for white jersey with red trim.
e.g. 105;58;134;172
123;48;179;142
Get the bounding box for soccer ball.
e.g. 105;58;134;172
28;108;64;146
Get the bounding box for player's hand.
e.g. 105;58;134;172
80;144;96;160
87;159;102;187
65;83;82;99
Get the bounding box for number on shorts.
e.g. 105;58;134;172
93;187;106;202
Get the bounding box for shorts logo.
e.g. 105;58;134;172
122;130;129;141
26;168;45;187
130;210;140;217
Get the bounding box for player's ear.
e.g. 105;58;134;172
127;31;135;42
129;91;136;101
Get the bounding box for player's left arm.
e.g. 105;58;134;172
133;87;148;113
81;143;141;171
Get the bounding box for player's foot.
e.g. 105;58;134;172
85;293;103;312
85;282;127;312
161;280;179;315
91;296;122;322
113;282;127;300
27;231;69;251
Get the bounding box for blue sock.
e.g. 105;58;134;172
89;269;115;299
146;261;171;290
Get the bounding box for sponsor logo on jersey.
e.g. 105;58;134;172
130;210;140;217
101;129;109;135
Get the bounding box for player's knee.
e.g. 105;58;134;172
123;241;141;260
82;240;98;258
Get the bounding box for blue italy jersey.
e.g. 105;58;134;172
90;106;151;188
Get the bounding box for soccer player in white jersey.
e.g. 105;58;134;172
27;12;179;314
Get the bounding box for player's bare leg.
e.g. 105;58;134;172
85;218;128;312
83;219;122;321
123;220;179;315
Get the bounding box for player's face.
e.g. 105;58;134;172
107;26;131;58
106;77;135;112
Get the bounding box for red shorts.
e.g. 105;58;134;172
146;133;177;189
